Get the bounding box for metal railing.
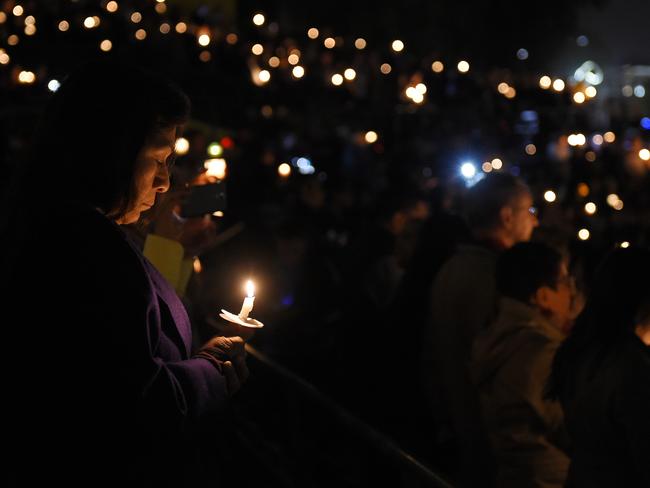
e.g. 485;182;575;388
230;343;455;488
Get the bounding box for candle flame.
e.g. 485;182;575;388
246;280;255;297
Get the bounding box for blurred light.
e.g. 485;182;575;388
604;131;616;143
497;82;509;94
577;35;589;47
575;60;604;85
288;53;300;65
204;158;227;179
365;131;378;144
175;22;187;34
539;76;552;89
13;5;24;16
577;183;590;197
130;12;142;23
416;83;427;94
261;105;273;118
201;52;214;63
8;35;19;45
584;202;597;215
0;51;9;65
405;87;417;99
620;241;630;248
431;61;444;73
251;43;263;55
278;163;291;177
505;87;516;99
155;3;166;14
622;85;633;97
25;15;35;25
226;33;238;44
392;40;404;52
174;137;190;155
221;137;234;149
258;70;271;83
525;144;537;155
307;27;319;39
585;151;596;162
47;79;61;92
198;34;210;46
106;1;118;13
160;23;171;34
412;92;424;104
212;211;224;218
568;133;586;146
344;68;356;81
634;85;646;98
607;193;620;207
0;12;6;23
641;117;650;130
552;79;565;92
18;70;35;84
252;13;265;26
482;162;493;173
84;16;98;29
331;73;343;86
380;63;392;74
457;60;470;73
292;66;305;78
573;92;586;104
491;158;503;170
324;37;336;49
614;200;624;211
193;257;202;273
544;190;556;202
208;142;223;157
100;39;112;52
592;134;603;145
578;228;590;240
460;162;476;179
516;48;529;60
639;149;650;161
355;38;367;49
268;56;280;68
585;86;597;98
135;29;146;40
24;24;35;35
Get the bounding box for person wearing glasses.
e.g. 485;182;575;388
471;242;574;488
421;172;539;486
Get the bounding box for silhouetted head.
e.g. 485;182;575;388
25;57;190;223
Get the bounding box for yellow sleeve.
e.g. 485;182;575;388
143;233;192;297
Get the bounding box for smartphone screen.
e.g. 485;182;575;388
180;181;227;218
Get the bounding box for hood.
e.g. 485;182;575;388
471;296;565;387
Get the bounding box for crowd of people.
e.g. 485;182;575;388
2;3;650;486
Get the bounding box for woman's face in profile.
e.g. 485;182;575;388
117;126;176;225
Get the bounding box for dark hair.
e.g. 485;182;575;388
497;242;564;303
464;173;530;231
547;247;650;400
21;57;190;219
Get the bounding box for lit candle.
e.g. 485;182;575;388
238;280;255;319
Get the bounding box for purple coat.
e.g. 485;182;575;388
6;204;228;486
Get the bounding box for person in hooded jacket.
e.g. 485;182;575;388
471;242;573;487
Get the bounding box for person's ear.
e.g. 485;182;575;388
500;206;513;228
531;286;552;310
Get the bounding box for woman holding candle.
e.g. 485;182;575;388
3;58;249;487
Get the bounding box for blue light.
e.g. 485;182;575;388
641;117;650;130
460;162;476;179
516;48;529;60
